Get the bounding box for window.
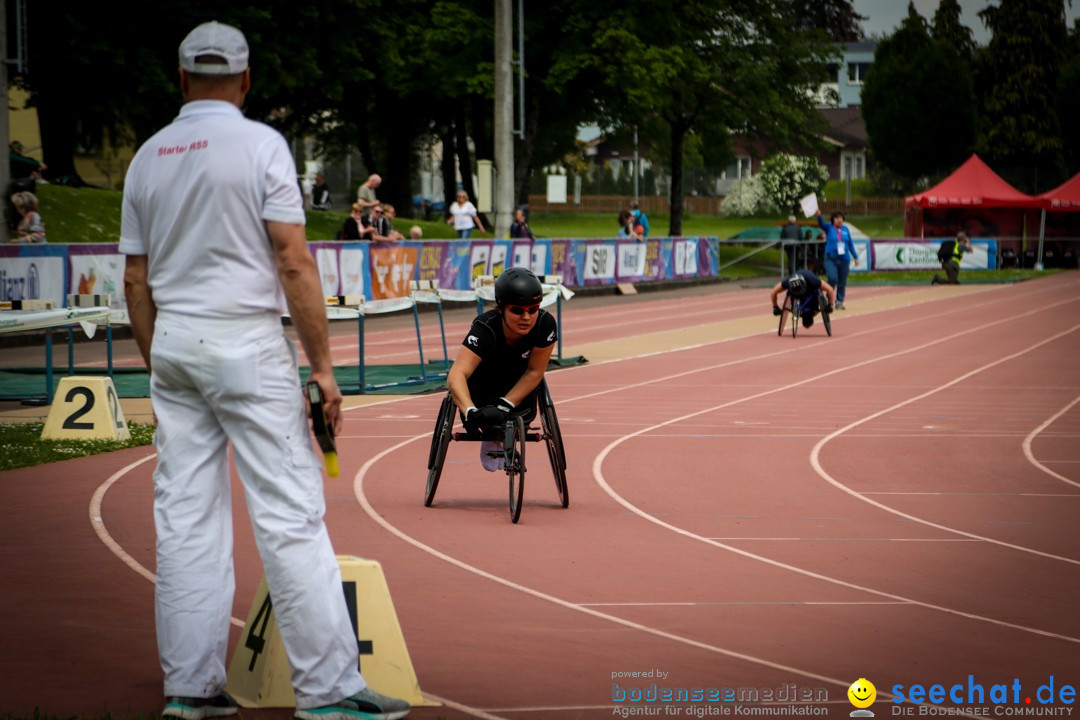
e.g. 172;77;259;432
841;151;866;180
847;62;871;85
723;156;752;180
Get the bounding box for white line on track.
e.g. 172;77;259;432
808;323;1080;566
1022;393;1080;488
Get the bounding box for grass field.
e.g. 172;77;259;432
21;184;907;244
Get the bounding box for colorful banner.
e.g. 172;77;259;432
870;239;995;271
0;245;68;307
582;240;617;285
369;243;418;299
66;245;125;308
314;245;340;297
549;239;583;287
616;240;648;281
339;244;367;296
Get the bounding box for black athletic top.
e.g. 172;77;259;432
462;308;558;407
781;269;822;299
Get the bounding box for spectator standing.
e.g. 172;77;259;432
119;21;409;720
447;190;484;238
815;209;859;310
356;173;381;212
932;232;974;285
10;191;46;243
509;208;535;240
311;173;331;210
629;200;650;237
780;215;802;270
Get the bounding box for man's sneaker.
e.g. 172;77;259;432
163;692;238;720
295;687;411;720
931;275;940;285
835;301;845;310
480;440;504;472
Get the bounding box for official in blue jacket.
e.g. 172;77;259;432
816;210;860;309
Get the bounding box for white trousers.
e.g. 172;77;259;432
150;311;364;707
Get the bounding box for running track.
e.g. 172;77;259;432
2;274;1079;719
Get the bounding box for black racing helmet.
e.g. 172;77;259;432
495;267;543;306
786;273;806;296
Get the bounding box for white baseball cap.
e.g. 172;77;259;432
179;21;249;75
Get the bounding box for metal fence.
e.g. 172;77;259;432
526;194;905;216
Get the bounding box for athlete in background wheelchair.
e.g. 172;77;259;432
425;267;568;522
770;269;837;337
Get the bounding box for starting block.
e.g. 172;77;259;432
40;376;129;441
225;555;433;707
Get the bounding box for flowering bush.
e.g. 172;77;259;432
721;175;777;217
758;154;829;215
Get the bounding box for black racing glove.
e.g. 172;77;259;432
772;305;782;316
496;396;515;414
476;405;509;427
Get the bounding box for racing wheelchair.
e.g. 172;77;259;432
777;290;832;338
425;378;568;523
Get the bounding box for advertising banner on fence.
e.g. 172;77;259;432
67;245;125;308
369;243;418;299
469;242;492;286
871;239;994;270
314;245;340;297
339;244;367;296
549;240;583;287
583;240;617;285
616;240;648;281
0;245;66;307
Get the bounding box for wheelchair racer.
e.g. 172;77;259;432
447;267;558;471
770;268;836;329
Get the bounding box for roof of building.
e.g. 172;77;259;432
820;107;867;148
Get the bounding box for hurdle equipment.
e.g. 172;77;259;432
225;555;432;708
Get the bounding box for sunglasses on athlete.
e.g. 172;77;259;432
506;304;540;316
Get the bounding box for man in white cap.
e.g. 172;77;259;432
121;21;409;720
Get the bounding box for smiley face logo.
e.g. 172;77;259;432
848;678;877;709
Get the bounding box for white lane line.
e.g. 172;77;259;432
809;323;1080;567
352;435;867;698
587;304;1080;641
1022;393;1080;488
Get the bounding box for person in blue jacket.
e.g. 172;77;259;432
816;209;860;309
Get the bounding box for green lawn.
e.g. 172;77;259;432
0;422;155;471
23;184;909;243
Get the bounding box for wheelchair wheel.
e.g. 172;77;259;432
540;382;569;508
789;294;800;338
819;293;832;337
424;394;455;507
505;415;527;523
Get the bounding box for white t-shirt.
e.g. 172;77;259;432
449;201;478;231
120;100;305;318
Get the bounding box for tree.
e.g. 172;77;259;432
976;0;1069;191
1058;20;1080;170
790;0;865;43
931;0;977;65
566;0;833;235
862;6;976;180
757;154;828;216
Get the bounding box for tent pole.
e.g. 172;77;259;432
1036;209;1046;271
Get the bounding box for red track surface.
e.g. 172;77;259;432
3;275;1079;720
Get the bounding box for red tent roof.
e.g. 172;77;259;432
1037;171;1080;211
905;154;1038;209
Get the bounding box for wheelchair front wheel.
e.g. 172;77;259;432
789;294;800;338
425;395;455;507
505;415;527;523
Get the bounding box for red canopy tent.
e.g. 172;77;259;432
1033;171;1080;268
1037;171;1080;211
904;154;1039;239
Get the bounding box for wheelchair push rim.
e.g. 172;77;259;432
425;394;455;507
540;382;569;508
